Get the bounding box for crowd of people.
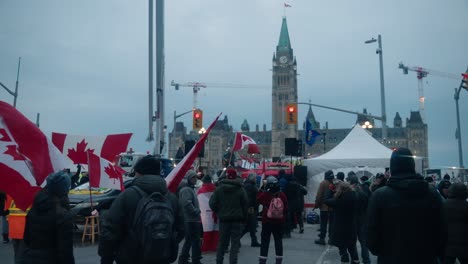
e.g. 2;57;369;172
314;148;468;264
1;148;468;264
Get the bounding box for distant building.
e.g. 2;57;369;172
168;17;429;173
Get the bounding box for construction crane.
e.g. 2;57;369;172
398;62;466;122
170;80;207;109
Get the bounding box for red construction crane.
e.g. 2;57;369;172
170;80;207;109
398;62;467;122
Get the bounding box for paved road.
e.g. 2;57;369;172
0;223;377;263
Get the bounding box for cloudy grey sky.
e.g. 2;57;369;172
1;0;467;168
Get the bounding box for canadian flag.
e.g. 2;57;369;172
52;132;132;164
0;101;70;210
87;152;125;191
166;113;221;193
197;182;218;252
232;132;260;154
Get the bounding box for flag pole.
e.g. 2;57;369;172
227;133;238;168
86;152;94;213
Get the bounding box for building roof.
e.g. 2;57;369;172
241;119;250;131
408;111;423;124
277;17;291;50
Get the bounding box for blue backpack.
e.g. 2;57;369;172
306;211;320;224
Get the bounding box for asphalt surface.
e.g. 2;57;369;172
0;218;378;264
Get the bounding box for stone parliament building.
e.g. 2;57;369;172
168;17;428;172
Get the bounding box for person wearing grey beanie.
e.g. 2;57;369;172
23;171;75;264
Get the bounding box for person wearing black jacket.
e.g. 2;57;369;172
98;155;183;264
0;190;9;244
442;183;468;264
23;172;75;264
209;169;248;264
284;176;307;234
242;173;261;247
367;148;446;264
324;182;359;264
347;173;370;264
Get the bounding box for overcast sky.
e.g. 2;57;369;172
1;0;467;168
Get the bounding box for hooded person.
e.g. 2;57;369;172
178;170;203;264
366;148;446;264
23;171;75;264
209;168;248;264
443;183;468;263
99;155;182;264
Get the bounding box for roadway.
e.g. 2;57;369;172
0;219;377;264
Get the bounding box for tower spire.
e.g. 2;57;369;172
277;17;291;49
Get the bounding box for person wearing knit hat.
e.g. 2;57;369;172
133;155;161;175
314;170;335;245
178;169;203;264
336;172;345;181
46;171;71;197
23;171;75;263
209;167;248;264
366;148;446;263
226;168;237;180
390;148;415;176
99;155;182;264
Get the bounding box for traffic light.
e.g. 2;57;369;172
462;72;468;91
193;109;203;129
286;103;297;124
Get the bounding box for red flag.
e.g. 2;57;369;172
87;152;125;191
0;101;70;209
197;182;218;252
52;132;132;164
232;132;260;154
165;113;222;193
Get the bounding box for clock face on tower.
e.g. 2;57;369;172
279;56;288;64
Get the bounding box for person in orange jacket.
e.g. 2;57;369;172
8;198;29;264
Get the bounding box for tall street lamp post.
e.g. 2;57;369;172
365;35;387;140
454;68;468;168
0;57;21;108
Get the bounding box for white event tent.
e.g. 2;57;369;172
304;125;393;176
302;124;422;206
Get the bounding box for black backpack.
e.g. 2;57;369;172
131;186;177;263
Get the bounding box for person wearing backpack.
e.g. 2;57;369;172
177;170;203;264
257;176;288;264
209;168;248;264
98;155;182;264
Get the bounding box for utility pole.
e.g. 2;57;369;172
365;35;387;139
154;0;165;156
454;67;468;168
0;57;21;108
36;113;40;127
147;0;154;142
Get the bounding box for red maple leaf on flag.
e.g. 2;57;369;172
104;164;122;180
4;145;27;161
0;129;12;142
68;139;94;164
